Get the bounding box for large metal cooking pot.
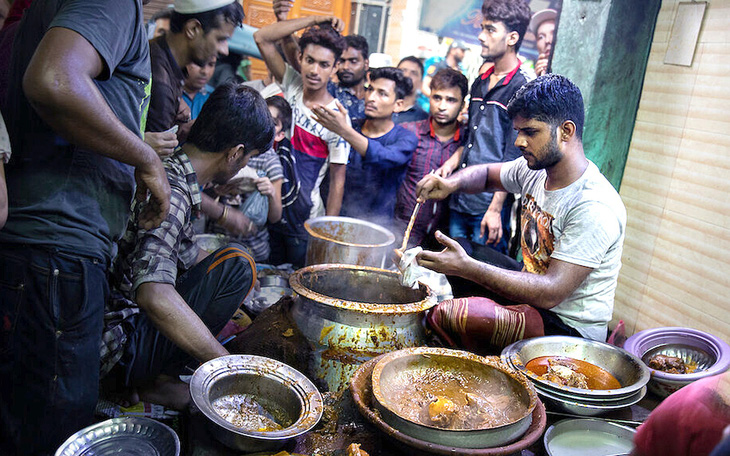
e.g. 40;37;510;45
290;264;437;391
304;216;395;268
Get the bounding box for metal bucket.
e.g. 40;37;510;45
304;216;395;268
289;264;437;391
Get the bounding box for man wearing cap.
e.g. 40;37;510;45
531;9;557;76
437;0;534;257
0;0;171;453
146;0;244;134
422;40;469;100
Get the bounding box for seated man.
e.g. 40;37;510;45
313;67;418;226
416;75;626;350
395;68;468;248
101;83;275;408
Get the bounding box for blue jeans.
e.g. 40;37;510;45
0;245;108;456
268;229;308;268
449;210;509;255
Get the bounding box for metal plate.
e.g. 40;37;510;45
536;386;646;417
55;417;180;456
544;418;635;456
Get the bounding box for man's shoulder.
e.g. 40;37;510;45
400;118;429;135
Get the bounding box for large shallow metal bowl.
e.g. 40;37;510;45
190;355;323;452
501;336;650;401
193;233;230;253
371;347;538;449
624;327;730;397
55;417;179;456
304;216;395;268
290;264;436;391
537;385;647;417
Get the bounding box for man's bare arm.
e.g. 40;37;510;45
416;163;505;202
326;163;346;216
417;231;592;309
24;27;170;228
136;282;228;363
254;15;344;83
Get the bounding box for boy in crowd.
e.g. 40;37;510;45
182;56;216;120
393;56;429;125
101;83;274;410
254;15;350;267
313;67;417;226
395;68;468;248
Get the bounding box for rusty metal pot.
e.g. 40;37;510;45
289;264;437;391
304;216;395;268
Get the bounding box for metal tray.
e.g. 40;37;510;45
55;417;180;456
544;418;635;456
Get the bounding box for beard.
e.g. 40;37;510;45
432;114;458;127
337;71;362;88
528;130;562;170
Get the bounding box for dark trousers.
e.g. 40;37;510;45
117;244;256;387
268;229;307;268
0;246;108;456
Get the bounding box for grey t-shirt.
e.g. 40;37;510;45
0;0;151;263
500;158;627;341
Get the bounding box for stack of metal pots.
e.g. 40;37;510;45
501;336;651;416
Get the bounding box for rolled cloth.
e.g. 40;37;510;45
427;297;545;353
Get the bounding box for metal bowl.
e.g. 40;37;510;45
544;418;635;456
536;385;646;417
55;417;179;456
501;336;650;400
190;355;323;452
624;327;730;397
371;347;538;449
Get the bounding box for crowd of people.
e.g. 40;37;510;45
0;0;727;455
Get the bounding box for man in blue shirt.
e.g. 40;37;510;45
314;67;418;226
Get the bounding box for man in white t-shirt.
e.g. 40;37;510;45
254;15;350;266
416;74;626;346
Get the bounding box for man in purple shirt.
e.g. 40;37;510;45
396;68;468;248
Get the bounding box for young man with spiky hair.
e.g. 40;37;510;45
439;0;534;255
417;74;626;347
313;67;418;225
255;16;350;267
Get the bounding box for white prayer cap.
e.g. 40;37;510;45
174;0;236;14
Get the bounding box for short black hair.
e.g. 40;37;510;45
369;67;413;100
429;68;468;101
481;0;531;52
170;2;245;34
298;24;347;62
344;35;369;60
507;74;585;140
189;82;275;154
151;7;173;22
266;95;293;134
397;56;424;79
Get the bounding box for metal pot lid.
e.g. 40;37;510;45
55;417;180;456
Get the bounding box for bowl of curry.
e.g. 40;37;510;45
370;347;538;449
501;336;650;401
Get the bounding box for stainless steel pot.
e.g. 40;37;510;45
304;216;395;268
289;264;437;391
